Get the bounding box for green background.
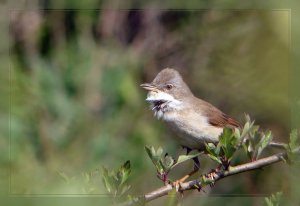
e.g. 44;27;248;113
1;0;300;205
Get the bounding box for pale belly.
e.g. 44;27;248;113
163;111;223;150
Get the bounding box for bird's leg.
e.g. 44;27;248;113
173;157;200;185
173;147;200;189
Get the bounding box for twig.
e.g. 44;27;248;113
144;151;288;202
119;147;299;206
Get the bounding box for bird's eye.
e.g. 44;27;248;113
166;84;173;90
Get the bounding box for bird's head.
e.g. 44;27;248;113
141;68;193;119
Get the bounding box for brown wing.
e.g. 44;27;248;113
208;112;240;129
202;102;241;129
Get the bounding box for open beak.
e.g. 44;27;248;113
140;83;158;91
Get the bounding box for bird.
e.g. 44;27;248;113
141;68;240;148
140;68;242;184
141;68;287;185
141;68;287;187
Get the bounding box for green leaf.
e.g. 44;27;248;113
58;171;70;183
244;113;251;123
249;125;260;137
264;191;282;206
261;131;273;148
243;139;253;160
207;154;222;164
145;146;153;160
240;114;255;138
225;145;236;160
256;131;273;159
265;197;273;206
208;142;216;148
145;146;162;164
171;153;202;169
219;128;237;160
120;185;131;195
123;160;131;170
234;128;241;139
101;161;132;196
205;143;222;163
288;129;299;150
286;130;300;163
145;146;172;174
156;147;163;157
215;143;221;156
156;162;165;174
241;121;250;138
219;128;233;147
253;131;262;146
151;146;157;158
205;143;217;156
161;155;175;172
101;167;113;193
119;160;131;186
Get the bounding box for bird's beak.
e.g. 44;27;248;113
140;83;158;91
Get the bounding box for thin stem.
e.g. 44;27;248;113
144;150;292;203
118;147;299;206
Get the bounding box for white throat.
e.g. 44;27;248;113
146;91;182;119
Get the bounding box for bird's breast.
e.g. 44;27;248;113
162;109;223;150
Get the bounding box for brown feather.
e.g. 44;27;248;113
209;113;241;129
201;101;241;129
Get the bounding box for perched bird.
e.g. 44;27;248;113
141;68;240;149
141;68;241;183
141;68;285;185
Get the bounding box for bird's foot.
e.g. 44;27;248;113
205;170;219;188
172;179;185;192
171;173;192;192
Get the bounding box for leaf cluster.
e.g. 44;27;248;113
285;129;300;163
265;192;282;206
145;146;201;180
57;170;104;194
102;160;131;197
205;115;274;166
242;116;273;161
205;127;238;165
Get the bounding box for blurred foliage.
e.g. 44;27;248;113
102;160;131;198
285;129;300;164
1;0;299;205
265;192;282;206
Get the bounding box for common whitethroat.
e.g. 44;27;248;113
141;68;240;151
140;68;284;184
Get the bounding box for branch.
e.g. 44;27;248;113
144;151;288;202
119;147;298;206
117;147;299;206
116;123;299;206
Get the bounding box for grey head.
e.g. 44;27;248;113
141;68;193;101
140;68;193;118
